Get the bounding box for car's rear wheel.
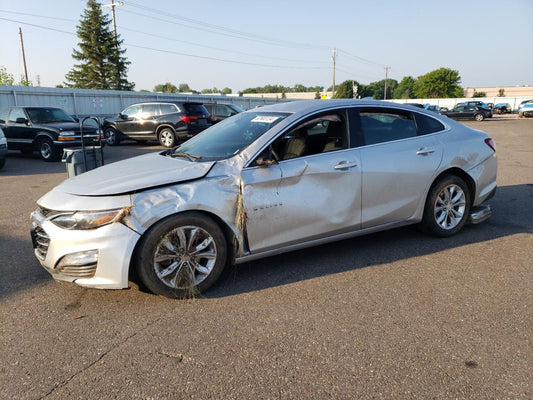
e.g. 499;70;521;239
134;212;227;298
474;113;485;121
104;127;120;146
37;138;61;162
420;175;470;237
158;128;176;148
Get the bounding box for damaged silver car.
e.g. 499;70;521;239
31;100;497;298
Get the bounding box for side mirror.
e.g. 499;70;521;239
119;113;126;119
15;117;29;125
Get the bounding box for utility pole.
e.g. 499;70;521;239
103;0;123;42
384;66;391;100
18;27;29;84
332;48;337;97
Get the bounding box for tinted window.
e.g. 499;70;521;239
216;105;232;117
359;108;417;145
183;103;208;115
161;104;179;114
413;113;445;135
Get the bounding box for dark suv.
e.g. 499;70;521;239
202;102;244;124
103;102;211;147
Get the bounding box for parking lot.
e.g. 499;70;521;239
1;117;532;399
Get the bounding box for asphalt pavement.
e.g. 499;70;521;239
0;117;532;399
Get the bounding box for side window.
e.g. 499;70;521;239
414;113;445;135
270;113;347;161
216;105;231;117
160;104;178;114
141;104;160;117
8;108;26;123
359;108;417;145
122;105;142;118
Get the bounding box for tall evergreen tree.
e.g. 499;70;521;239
65;0;134;90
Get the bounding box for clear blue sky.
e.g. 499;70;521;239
0;0;532;92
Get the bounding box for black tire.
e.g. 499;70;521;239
37;138;61;161
104;127;120;146
158;128;176;148
420;175;471;237
474;113;485;121
134;212;227;298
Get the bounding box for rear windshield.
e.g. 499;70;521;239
183;103;209;115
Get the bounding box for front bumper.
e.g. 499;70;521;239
31;208;140;289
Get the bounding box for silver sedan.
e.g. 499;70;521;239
31;100;497;298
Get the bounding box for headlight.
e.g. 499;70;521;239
51;209;124;230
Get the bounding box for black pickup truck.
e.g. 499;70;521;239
0;106;102;161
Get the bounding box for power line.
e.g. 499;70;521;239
121;1;331;51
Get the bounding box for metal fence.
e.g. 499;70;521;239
0;85;290;119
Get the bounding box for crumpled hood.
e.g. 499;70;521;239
57;152;215;196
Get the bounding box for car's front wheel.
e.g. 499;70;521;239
159;128;176;148
420;175;470;237
474;113;485;121
134;212;227;298
104;127;120;146
38;138;61;161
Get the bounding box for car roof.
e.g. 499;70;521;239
254;99;435;114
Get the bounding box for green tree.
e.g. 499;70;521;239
332;80;360;98
393;76;416;99
65;0;134;90
473;91;486;97
413;68;463;98
221;87;232;95
178;83;191;93
498;88;505;97
154;82;178;93
0;66;15;85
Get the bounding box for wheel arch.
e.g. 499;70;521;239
156;124;176;135
128;209;239;279
429;167;476;207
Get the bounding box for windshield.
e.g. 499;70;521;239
27;108;76;124
173;111;290;161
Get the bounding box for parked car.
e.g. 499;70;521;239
518;103;533;118
492;103;511;114
202;102;244;124
424;104;441;112
102;101;211;147
0;106;102;161
0;127;7;169
460;101;490;109
31;100;497;298
441;104;493;121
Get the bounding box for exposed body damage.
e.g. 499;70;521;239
31;100;497;298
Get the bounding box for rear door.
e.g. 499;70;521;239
354;107;443;228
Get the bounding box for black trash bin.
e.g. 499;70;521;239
62;146;104;178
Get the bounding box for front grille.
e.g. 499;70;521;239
32;225;50;261
56;263;97;278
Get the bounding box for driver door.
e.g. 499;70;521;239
240;111;362;253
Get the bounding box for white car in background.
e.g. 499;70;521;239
31;100;497;298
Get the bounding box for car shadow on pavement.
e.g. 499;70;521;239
204;183;532;298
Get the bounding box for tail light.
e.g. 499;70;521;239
180;115;198;124
485;138;496;152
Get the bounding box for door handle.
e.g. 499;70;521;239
334;161;358;170
416;148;435;156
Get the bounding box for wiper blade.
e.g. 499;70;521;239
170;152;201;161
